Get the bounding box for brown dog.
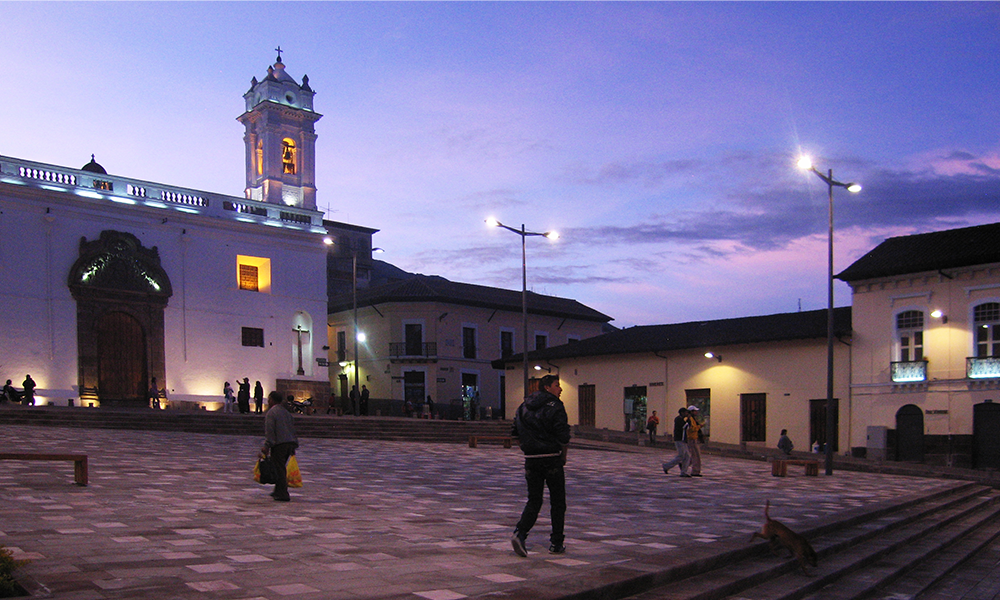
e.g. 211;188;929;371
750;500;818;575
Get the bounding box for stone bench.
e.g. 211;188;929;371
468;435;513;448
771;458;819;477
0;452;89;486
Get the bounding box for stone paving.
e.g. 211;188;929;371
0;425;979;600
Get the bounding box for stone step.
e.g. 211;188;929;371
597;483;991;600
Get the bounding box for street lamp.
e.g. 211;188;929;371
326;236;383;417
798;156;861;475
486;217;559;412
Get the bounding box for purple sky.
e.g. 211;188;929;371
4;2;999;327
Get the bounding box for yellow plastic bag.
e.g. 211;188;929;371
286;455;303;488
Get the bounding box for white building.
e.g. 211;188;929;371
0;53;334;409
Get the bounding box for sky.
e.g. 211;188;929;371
3;2;999;327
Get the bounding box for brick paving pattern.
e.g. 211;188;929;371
0;425;991;599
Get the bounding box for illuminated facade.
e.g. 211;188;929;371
0;54;331;408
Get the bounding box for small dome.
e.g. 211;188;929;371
81;154;107;174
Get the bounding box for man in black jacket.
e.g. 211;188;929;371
511;374;571;556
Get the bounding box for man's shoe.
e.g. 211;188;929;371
511;532;528;557
549;544;566;554
662;464;671;473
273;494;290;502
691;473;703;477
680;473;692;478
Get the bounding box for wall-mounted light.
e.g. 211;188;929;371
931;309;948;324
533;365;551;373
704;352;722;363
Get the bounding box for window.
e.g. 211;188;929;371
241;327;264;347
336;331;347;363
500;329;514;358
463;326;477;359
896;310;924;361
256;139;263;176
975;303;1000;357
236;256;271;293
282;138;296;174
535;334;548;351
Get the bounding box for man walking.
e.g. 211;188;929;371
687;406;704;477
261;391;298;502
661;407;691;477
511;374;571;557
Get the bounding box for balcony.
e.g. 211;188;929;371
389;342;438;363
967;357;1000;379
891;360;928;383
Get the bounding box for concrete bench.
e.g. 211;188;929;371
468;435;513;448
772;458;819;477
0;452;89;486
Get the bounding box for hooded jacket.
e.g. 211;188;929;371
511;389;571;457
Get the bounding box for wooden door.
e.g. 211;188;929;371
97;311;146;401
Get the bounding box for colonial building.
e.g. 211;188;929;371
327;268;612;419
0;53;345;408
495;308;852;452
838;221;1000;467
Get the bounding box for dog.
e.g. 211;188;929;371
750;500;818;576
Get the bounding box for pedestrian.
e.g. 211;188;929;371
22;374;36;406
253;381;264;414
360;385;370;416
646;410;660;445
261;391;298;502
687;405;704;477
349;385;359;415
223;382;235;414
237;378;251;414
778;429;794;455
661;408;691;477
404;398;413;418
148;377;165;410
326;391;337;415
426;395;434;418
511;374;571;557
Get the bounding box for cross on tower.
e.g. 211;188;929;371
275;46;283;63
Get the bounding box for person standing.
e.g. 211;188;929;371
687;406;704;477
360;385;370;416
646;410;660;445
22;374;36;406
661;408;691;477
223;382;235;414
778;429;794;455
261;391;298;502
237;378;251;414
349;385;359;415
511;374;571;557
253;381;264;414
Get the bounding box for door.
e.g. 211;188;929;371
624;386;647;432
895;404;925;462
579;384;596;427
403;371;425;410
973;402;1000;469
810;398;840;452
740;393;766;442
97;311;146;401
462;373;479;420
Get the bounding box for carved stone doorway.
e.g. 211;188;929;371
68;231;172;407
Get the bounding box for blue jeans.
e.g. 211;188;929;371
515;456;566;546
662;441;691;474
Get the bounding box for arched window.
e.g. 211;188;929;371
281;139;296;175
896;310;924;362
974;302;1000;358
256;140;263;176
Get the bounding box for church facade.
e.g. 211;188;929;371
0;53;334;409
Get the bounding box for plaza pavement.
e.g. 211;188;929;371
0;424;979;600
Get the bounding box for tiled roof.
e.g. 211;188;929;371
328;274;612;323
494;307;851;364
837;221;1000;283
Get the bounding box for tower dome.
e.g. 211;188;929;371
81;154;107;174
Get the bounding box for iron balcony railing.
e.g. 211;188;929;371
389;342;438;358
891;360;928;383
967;356;1000;379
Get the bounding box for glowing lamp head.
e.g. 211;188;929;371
847;183;862;193
545;230;559;240
797;156;813;170
485;217;500;228
356;332;366;343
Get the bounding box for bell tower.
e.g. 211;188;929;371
237;48;322;209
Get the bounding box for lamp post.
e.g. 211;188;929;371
486;218;558;409
798;156;861;475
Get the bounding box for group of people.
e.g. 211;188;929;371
224;378;265;414
661;406;706;477
2;375;35;405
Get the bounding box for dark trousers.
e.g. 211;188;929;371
270;442;295;499
516;456;566;545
